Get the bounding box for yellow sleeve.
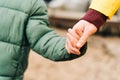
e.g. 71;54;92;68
90;0;120;19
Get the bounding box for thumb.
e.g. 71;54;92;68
76;24;97;49
76;31;89;49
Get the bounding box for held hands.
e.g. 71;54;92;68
65;20;97;55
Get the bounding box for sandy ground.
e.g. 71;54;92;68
24;27;120;80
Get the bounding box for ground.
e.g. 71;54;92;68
24;27;120;80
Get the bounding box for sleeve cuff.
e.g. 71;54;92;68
81;9;108;29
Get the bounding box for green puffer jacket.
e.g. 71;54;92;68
0;0;87;80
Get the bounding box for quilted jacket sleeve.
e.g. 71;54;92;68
26;0;87;61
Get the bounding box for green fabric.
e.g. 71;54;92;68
0;77;13;80
0;0;87;80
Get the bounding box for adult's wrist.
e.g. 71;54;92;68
81;9;108;29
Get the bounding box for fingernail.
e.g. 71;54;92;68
77;52;81;55
77;42;81;47
78;52;80;55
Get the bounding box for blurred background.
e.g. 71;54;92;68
24;0;120;80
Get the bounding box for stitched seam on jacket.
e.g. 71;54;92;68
0;6;29;15
29;0;39;16
0;40;21;47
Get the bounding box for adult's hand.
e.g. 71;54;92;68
73;20;97;50
65;20;97;55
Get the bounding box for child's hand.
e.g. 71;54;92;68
65;28;81;55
